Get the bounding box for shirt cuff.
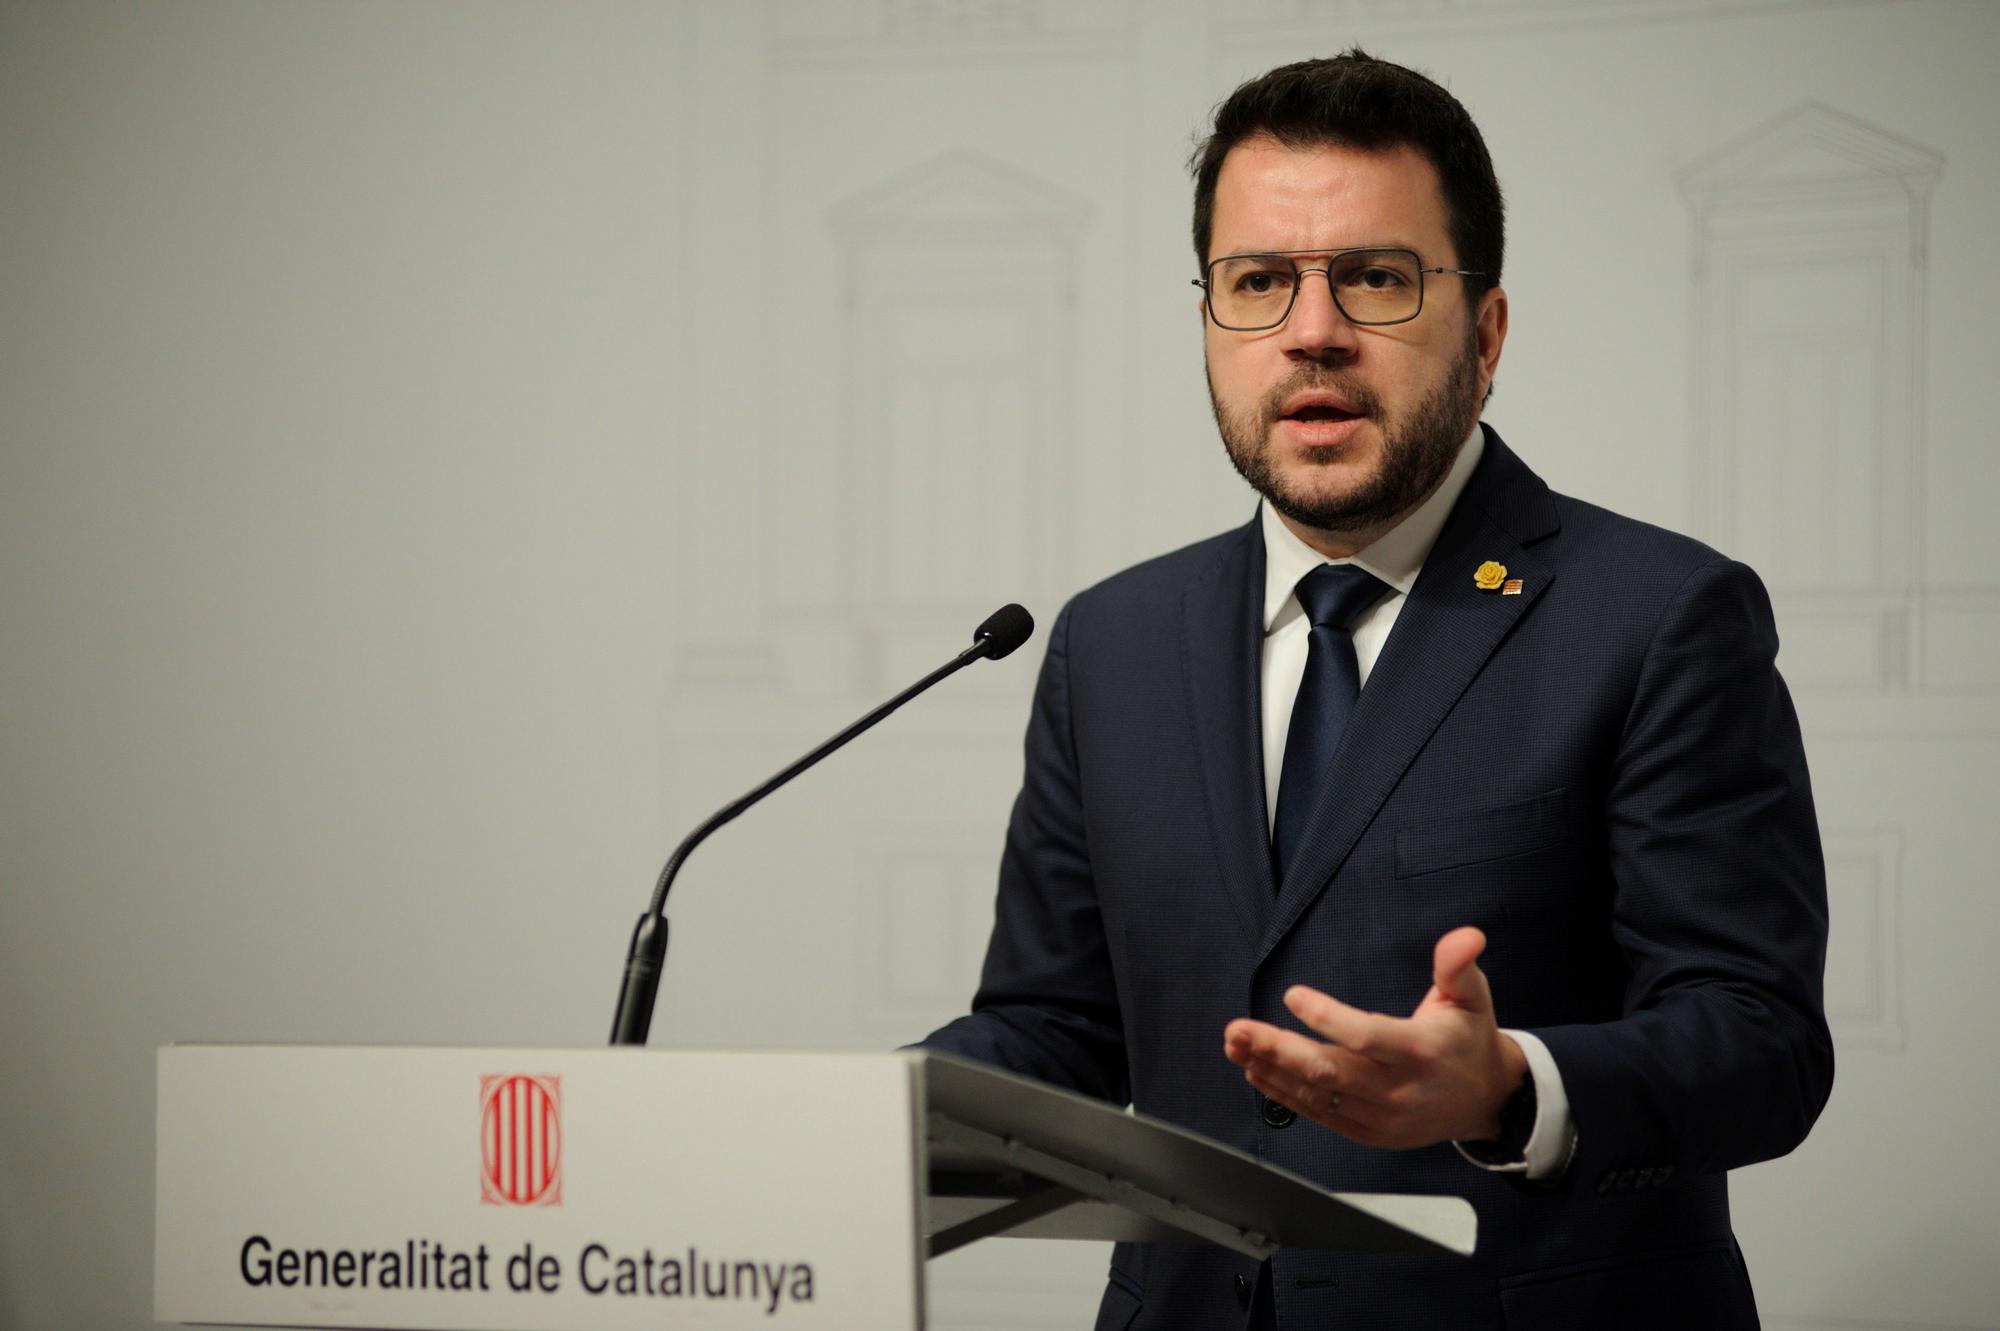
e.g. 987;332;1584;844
1453;1029;1578;1180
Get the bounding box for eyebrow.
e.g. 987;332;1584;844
1210;245;1414;259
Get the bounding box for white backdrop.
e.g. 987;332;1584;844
3;3;1998;1328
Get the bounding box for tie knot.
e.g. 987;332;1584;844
1294;563;1386;632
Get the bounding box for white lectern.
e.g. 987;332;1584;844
155;1045;1473;1329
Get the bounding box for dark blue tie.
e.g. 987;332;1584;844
1272;563;1387;881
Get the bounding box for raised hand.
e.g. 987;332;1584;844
1222;926;1527;1149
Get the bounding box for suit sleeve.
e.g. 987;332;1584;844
919;602;1130;1103
1533;556;1834;1188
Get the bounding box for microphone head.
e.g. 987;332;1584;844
972;603;1035;660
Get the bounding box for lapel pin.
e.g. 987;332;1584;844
1502;578;1524;596
1474;560;1508;592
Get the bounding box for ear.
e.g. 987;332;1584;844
1473;285;1508;388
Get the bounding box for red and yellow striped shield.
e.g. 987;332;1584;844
479;1074;562;1206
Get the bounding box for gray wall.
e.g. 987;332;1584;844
4;2;1997;1328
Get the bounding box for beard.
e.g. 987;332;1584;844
1208;327;1484;537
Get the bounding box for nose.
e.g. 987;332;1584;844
1280;266;1359;363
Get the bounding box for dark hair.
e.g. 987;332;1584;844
1189;49;1503;297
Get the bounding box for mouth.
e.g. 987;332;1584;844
1277;390;1367;424
1274;392;1368;446
1287;403;1359;422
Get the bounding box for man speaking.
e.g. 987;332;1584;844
923;50;1832;1329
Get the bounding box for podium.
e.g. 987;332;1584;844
155;1045;1474;1329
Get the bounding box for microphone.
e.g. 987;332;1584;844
971;603;1033;660
609;603;1036;1046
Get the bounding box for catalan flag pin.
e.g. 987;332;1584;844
1502;578;1524;596
1473;560;1507;592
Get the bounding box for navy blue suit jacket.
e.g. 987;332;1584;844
925;430;1833;1329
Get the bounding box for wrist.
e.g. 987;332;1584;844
1476;1035;1531;1142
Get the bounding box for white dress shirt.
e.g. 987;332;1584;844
1255;424;1577;1179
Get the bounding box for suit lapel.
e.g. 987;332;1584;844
1179;515;1275;949
1259;431;1562;962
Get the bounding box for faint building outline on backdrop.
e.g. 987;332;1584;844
1818;827;1906;1050
772;0;1132;66
1681;103;1948;1059
1680;102;1983;697
1217;0;1883;44
854;819;1002;1039
826;150;1091;692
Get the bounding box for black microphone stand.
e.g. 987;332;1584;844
608;605;1033;1047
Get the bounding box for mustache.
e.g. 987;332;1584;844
1258;368;1382;423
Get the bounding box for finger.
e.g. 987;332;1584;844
1223;1017;1288;1065
1240;1062;1348;1122
1430;926;1492;1010
1226;1020;1400;1111
1242;1065;1393;1144
1239;1048;1394;1113
1226;1019;1353;1080
1224;1020;1361;1101
1283;985;1411;1061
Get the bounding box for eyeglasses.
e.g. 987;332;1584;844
1193;247;1485;331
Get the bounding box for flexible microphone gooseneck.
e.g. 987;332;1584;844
608;603;1035;1047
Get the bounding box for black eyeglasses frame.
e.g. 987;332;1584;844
1191;247;1487;331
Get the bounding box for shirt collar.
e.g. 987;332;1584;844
1260;422;1486;633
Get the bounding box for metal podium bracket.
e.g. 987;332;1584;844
926;1180;1081;1258
926;1116;1278;1260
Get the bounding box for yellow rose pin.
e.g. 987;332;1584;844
1474;560;1508;592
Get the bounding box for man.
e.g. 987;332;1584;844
924;50;1831;1329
